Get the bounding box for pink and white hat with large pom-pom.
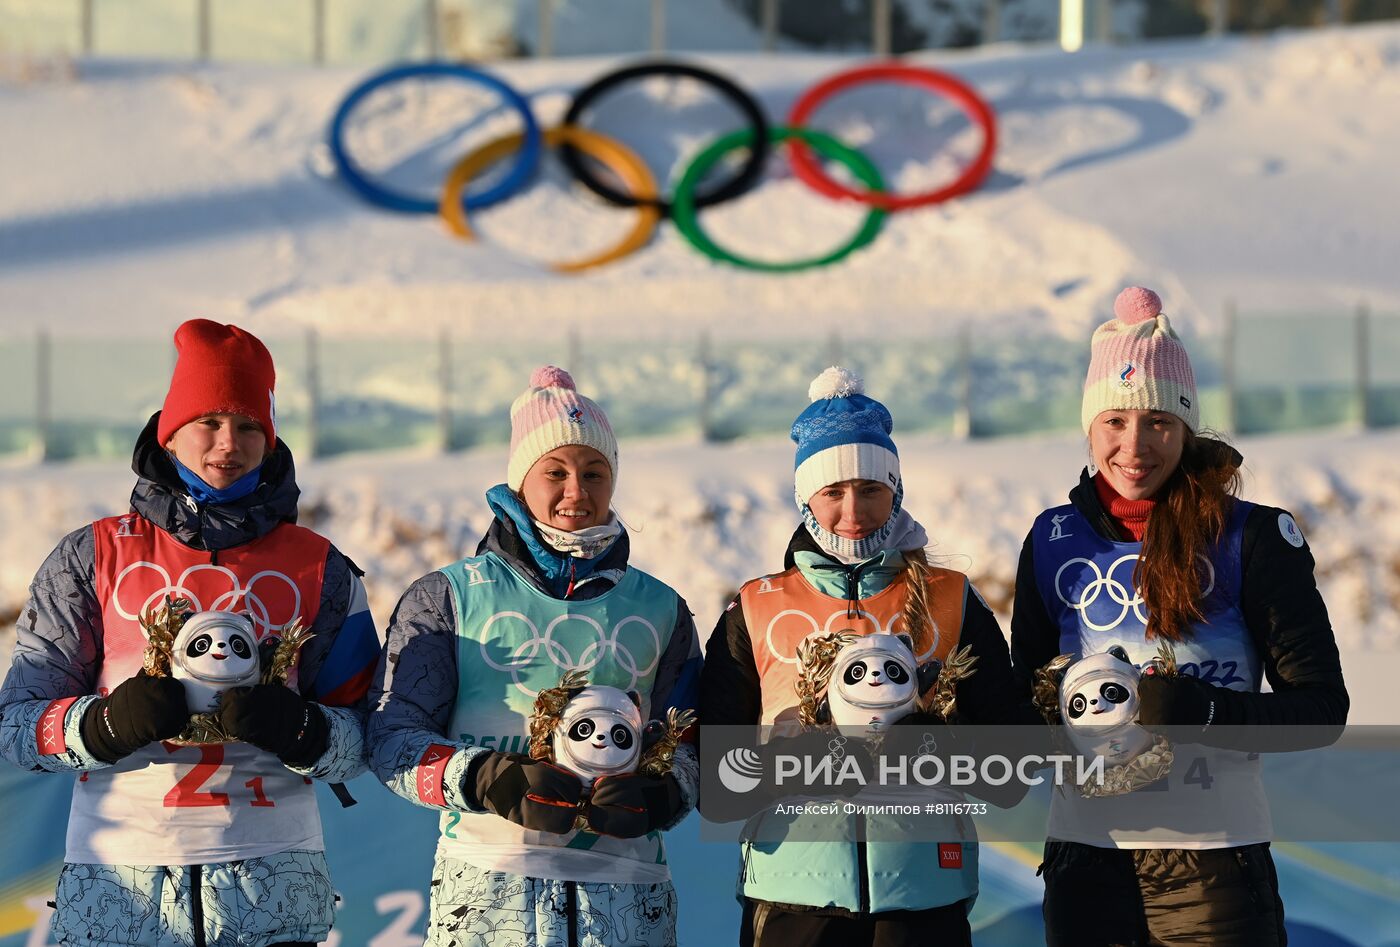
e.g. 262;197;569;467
507;365;618;491
1080;287;1200;433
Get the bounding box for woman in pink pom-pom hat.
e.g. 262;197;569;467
367;366;701;946
1010;288;1348;943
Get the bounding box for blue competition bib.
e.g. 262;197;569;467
1031;500;1261;693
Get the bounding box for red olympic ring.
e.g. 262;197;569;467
785;62;997;212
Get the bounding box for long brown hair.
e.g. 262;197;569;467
1135;431;1242;641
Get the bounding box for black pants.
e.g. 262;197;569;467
741;897;972;947
1039;839;1286;946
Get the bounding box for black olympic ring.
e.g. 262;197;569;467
559;60;771;219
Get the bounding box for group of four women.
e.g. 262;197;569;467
0;286;1348;946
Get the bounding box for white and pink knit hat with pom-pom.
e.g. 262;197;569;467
1081;287;1200;433
507;366;618;491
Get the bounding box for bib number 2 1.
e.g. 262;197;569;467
162;743;280;808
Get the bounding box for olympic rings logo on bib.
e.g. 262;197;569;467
111;560;301;640
327;59;996;275
1053;554;1216;633
476;611;663;697
763;607;939;666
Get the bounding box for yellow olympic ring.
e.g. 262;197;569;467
439;126;661;274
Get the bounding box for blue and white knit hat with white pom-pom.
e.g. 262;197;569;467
791;366;901;505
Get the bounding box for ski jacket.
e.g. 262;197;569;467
367;486;702;885
0;413;379;944
700;525;1032;914
1010;466;1350;847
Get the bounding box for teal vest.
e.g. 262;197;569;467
437;552;681;870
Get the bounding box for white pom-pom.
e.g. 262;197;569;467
808;366;865;402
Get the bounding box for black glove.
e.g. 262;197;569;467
586;772;685;838
1137;670;1218;733
464;752;583;835
81;672;190;763
218;685;329;766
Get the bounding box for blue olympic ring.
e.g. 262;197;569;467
328;61;543;214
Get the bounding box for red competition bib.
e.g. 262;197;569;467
67;514;331;866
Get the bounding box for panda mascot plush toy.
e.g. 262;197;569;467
170;610;262;713
825;633;921;731
794;631;967;736
529;669;695;791
553;685;644;783
1057;646;1154;767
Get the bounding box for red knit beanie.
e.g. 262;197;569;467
157;320;277;449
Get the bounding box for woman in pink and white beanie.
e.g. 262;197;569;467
1010;287;1348;945
369;365;702;946
1079;285;1200;435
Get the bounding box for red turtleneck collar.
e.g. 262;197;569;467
1093;472;1156;542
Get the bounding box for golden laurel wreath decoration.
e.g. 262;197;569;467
139;594;312;746
1033;642;1178;797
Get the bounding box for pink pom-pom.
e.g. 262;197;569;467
530;365;576;390
1113;287;1162;324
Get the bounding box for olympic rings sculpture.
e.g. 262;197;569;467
328;58;997;273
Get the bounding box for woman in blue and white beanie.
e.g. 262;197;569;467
699;367;1034;945
792;366;917;561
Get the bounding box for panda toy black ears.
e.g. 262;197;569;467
626;691;641;709
895;632;915;655
1106;645;1133;665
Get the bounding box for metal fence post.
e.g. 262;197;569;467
566;327;581;383
1222;300;1238;434
196;0;211;61
312;0;326;65
983;0;1000;44
538;0;554;57
698;331;714;442
1356;303;1371;429
438;326;453;452
952;324;972;440
1059;0;1084;52
305;328;321;459
872;0;892;56
425;0;441;59
80;0;94;55
1210;0;1228;35
761;0;778;52
651;0;665;53
1094;0;1113;43
35;330;51;463
825;330;842;369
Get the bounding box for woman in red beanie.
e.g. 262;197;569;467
0;320;381;947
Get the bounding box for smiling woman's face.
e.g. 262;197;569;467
165;413;267;489
1089;409;1186;501
519;445;614;532
806;479;894;540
